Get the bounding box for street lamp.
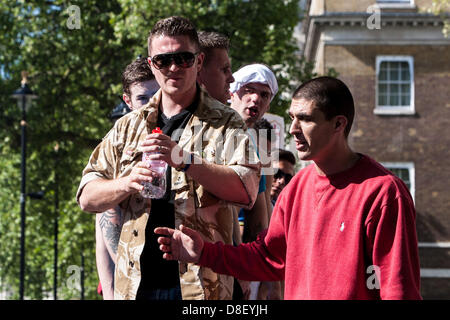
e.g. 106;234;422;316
53;143;59;300
11;71;37;300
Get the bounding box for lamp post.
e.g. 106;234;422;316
11;71;37;300
53;143;59;300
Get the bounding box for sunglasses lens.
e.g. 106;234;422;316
274;170;283;180
152;54;172;69
175;52;196;68
274;170;292;183
151;52;196;69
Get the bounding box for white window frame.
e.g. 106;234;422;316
381;162;415;202
375;56;415;115
376;0;415;9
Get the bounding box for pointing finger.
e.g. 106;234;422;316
154;227;174;236
157;236;171;245
179;224;197;237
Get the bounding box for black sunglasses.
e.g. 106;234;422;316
148;51;199;70
274;169;293;184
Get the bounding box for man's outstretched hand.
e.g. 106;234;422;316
154;225;204;263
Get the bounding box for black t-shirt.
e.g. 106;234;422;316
138;90;199;291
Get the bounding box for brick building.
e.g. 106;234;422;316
302;0;450;299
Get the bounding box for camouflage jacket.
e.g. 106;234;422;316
76;88;260;299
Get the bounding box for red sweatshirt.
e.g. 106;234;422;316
199;155;421;299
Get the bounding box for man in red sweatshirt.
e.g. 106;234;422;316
154;76;422;300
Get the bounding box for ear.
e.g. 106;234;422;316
229;91;237;103
123;94;133;110
147;56;156;74
334;115;348;133
196;52;205;73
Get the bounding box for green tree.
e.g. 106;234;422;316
428;0;450;37
0;0;326;299
1;0;124;300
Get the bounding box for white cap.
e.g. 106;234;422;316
229;64;278;101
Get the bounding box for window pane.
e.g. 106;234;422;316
399;62;409;78
390;68;399;81
390;168;411;190
401;70;410;81
380;61;388;70
390;83;399;95
401;84;410;94
379;83;388;94
389;61;400;69
389;94;399;106
379;62;388;80
394;168;406;180
401;83;410;106
379;94;388;106
401;94;410;106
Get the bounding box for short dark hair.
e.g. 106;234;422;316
254;118;274;142
122;57;154;96
198;31;230;66
148;16;200;55
293;76;355;137
278;149;296;166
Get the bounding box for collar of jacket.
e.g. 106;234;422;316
142;86;226;131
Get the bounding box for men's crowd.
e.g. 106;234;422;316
78;16;421;300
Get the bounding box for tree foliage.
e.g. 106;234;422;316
428;0;450;37
0;0;324;299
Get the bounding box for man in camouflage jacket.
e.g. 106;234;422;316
77;16;260;300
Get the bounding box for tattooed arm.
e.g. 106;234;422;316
99;207;123;262
95;207;123;300
95;214;115;300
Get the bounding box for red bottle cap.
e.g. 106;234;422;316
152;127;162;134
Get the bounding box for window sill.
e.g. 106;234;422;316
374;107;416;115
376;3;416;9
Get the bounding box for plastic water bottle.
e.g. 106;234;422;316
140;127;168;199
